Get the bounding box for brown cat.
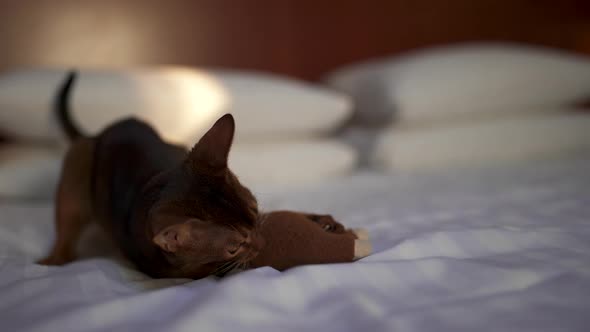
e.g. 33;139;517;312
38;71;356;279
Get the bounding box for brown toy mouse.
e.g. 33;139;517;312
249;211;371;271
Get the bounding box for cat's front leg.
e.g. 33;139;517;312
303;213;372;260
304;214;347;233
303;214;369;241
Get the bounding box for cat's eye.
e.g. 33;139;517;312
227;242;243;256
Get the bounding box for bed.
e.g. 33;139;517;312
1;155;590;331
2;1;590;332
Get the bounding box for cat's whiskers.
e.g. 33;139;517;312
213;260;240;277
211;261;232;275
238;261;250;271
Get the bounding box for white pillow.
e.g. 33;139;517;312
213;70;352;142
373;112;590;171
0;67;351;145
230;140;357;191
0;69;67;141
0;145;63;200
0;68;227;144
326;43;590;125
0;140;357;199
71;68;227;145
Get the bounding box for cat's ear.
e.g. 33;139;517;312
153;224;188;253
186;113;235;171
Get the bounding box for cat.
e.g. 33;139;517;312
38;71;347;279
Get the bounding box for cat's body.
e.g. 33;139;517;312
83;119;188;277
38;114;264;279
38;71;363;279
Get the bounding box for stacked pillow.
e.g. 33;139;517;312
373;112;590;171
0;145;61;200
0;67;356;199
326;43;590;171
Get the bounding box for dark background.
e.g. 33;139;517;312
0;0;589;80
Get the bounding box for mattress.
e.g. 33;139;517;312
1;156;590;332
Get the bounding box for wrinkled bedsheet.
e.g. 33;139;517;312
1;157;590;332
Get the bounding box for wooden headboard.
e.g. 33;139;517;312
1;0;589;80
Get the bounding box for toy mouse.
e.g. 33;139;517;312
249;211;371;271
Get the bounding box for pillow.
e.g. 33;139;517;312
213;70;352;142
0;140;357;199
0;69;67;141
0;67;351;145
71;68;227;145
230;140;357;191
0;68;226;145
326;43;590;126
0;145;62;200
373;112;590;171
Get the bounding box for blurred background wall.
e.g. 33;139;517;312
1;0;589;80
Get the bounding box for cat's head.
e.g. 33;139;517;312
148;114;263;279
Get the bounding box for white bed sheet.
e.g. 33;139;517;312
1;157;590;332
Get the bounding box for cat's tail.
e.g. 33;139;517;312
55;70;85;141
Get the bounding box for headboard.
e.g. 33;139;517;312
1;0;589;80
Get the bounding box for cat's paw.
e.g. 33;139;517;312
307;214;346;233
353;239;372;260
37;254;74;266
351;228;369;241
